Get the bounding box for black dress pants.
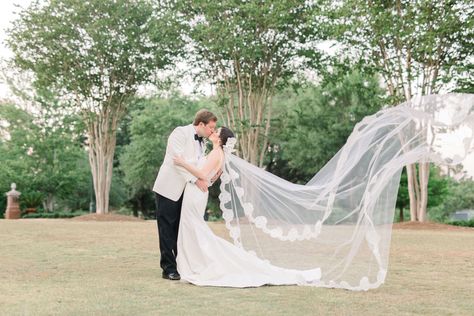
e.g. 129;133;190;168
155;191;184;274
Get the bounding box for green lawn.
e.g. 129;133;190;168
1;219;473;315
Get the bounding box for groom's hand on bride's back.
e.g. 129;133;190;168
195;179;208;192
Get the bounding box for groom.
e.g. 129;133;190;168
153;109;217;281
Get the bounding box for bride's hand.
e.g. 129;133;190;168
173;156;185;166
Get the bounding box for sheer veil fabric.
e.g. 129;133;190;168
218;94;474;291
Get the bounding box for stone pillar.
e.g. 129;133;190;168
5;183;21;219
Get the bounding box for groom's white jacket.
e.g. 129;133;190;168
153;124;204;201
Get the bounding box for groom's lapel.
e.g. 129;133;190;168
200;138;206;155
187;124;200;158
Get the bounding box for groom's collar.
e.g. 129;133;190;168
192;125;204;141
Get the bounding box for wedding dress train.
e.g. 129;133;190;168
176;159;321;287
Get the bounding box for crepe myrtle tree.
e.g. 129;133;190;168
327;0;474;221
7;0;185;213
179;0;325;166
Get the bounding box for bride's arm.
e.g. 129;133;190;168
173;150;220;180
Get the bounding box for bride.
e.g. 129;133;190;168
174;94;474;290
174;127;321;287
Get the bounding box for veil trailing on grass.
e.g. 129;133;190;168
218;94;474;291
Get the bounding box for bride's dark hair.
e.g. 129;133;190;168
219;127;235;147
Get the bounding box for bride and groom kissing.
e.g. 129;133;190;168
152;109;231;282
152;109;321;287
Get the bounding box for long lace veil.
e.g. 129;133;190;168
218;93;474;291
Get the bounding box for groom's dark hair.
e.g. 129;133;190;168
193;109;217;126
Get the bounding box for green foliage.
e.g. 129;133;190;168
178;0;323;87
114;206;135;217
21;210;88;219
395;170;409;220
55;156;93;212
7;0;183;102
0;103;90;212
108;170;128;209
429;179;474;222
206;183;223;219
20;191;44;209
327;1;474;101
0;181;12;217
267;68;385;183
453;63;474;94
447;219;474;227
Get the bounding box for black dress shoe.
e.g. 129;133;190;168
162;272;181;281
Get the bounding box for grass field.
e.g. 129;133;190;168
1;219;473;315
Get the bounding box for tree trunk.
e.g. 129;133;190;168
407;164;418;222
87;108;120;214
417;162;430;222
89;143;115;214
399;207;404;222
43;193;55;212
220;84;272;167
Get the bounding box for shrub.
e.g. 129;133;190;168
22;211;88;219
21;191;44;209
446;219;474;227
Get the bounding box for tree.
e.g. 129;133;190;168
267;68;385;183
179;0;323;166
0;102;89;212
0;103;34;216
328;0;474;221
7;0;184;213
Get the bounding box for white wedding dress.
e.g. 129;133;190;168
176;154;321;287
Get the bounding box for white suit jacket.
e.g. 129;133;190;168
153;124;204;201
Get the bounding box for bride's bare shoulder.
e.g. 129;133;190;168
208;148;223;157
207;148;224;162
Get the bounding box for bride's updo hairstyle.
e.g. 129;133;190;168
219;127;235;147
